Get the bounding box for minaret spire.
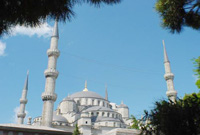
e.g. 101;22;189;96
17;71;29;124
105;84;108;100
52;19;59;38
163;40;169;63
162;40;177;102
41;20;60;127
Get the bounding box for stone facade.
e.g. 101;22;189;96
32;84;134;135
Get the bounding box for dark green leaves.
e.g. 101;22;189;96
0;0;121;36
155;0;200;33
141;93;200;135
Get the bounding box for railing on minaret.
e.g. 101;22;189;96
17;71;29;124
41;20;60;127
163;40;177;102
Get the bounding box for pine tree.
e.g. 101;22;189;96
0;0;121;36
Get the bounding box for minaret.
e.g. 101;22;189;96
105;84;108;100
17;71;29;124
41;20;60;127
163;40;177;102
83;80;88;91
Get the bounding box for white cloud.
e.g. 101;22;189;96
10;22;53;38
12;106;29;124
0;41;6;56
0;22;53;57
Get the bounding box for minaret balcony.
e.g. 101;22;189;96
44;69;59;78
17;113;26;118
47;49;60;57
164;73;174;80
20;98;28;104
42;92;57;101
166;90;177;97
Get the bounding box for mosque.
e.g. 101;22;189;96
0;21;177;135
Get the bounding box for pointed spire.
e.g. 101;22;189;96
163;40;169;63
121;100;124;104
105;84;108;100
52;19;59;38
23;70;29;90
83;80;88;91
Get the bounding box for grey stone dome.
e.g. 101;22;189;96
118;103;128;108
53;112;68;123
70;91;103;99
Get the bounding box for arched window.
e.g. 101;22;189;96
107;113;110;117
98;100;100;105
102;112;105;116
91;112;94;116
77;100;80;105
103;102;105;106
112;113;114;118
85;99;88;105
97;112;99;116
92;99;94;105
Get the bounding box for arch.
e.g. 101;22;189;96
112;113;114;118
102;112;105;117
92;99;94;105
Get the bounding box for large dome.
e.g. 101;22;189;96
70;91;104;99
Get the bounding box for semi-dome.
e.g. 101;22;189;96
70;91;104;99
96;117;121;122
85;106;114;112
53;112;68;123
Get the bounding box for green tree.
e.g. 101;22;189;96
130;115;140;129
0;0;121;36
141;92;200;135
193;56;200;89
155;0;200;33
155;0;200;89
73;124;80;135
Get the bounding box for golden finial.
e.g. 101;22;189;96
83;80;88;91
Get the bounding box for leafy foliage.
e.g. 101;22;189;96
130;115;139;129
141;92;200;135
155;0;200;33
193;57;200;89
73;124;80;135
0;0;121;36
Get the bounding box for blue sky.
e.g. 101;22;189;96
0;0;200;123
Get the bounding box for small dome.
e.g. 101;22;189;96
118;101;128;108
63;96;75;101
53;112;68;123
69;91;103;99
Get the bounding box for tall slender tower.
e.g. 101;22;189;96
17;71;29;124
163;40;177;102
41;20;60;127
105;84;108;100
